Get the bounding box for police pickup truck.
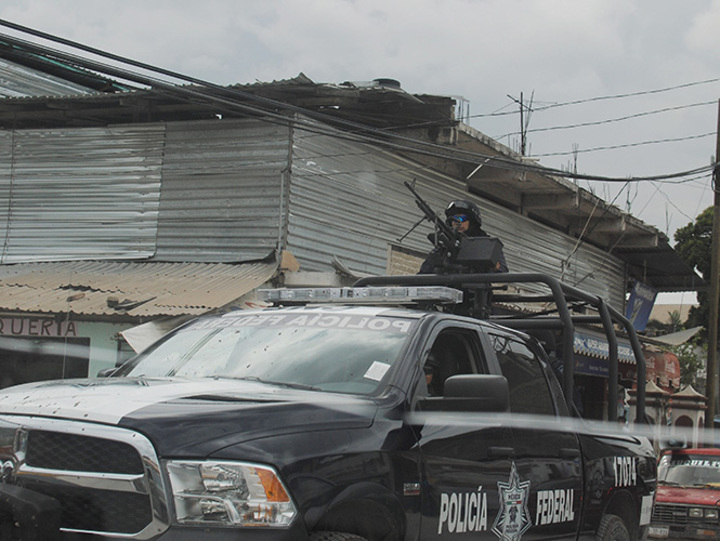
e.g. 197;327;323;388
0;273;655;541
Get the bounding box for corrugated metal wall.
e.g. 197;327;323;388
0;125;164;263
153;119;290;261
288;124;626;308
0;115;625;308
0;130;11;261
0;119;290;264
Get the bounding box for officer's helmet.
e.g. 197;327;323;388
444;199;482;227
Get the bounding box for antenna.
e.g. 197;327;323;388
507;91;535;156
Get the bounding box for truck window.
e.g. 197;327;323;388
489;333;555;415
115;312;417;396
422;329;484;397
658;451;720;487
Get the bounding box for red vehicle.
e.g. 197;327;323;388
650;448;720;539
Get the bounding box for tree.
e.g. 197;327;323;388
674;206;716;338
668;310;683;333
672;340;706;390
645;315;679;336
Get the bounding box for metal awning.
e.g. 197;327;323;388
0;256;279;318
574;329;636;363
647;326;704;347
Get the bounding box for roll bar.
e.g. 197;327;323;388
353;272;646;423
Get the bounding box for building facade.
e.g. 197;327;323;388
0;46;701;409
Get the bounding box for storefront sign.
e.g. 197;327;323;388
621;349;681;390
574;331;635;363
575;355;609;377
0;318;77;337
573;330;636;378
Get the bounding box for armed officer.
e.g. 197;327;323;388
419;199;508;274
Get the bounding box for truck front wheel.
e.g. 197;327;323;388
596;514;630;541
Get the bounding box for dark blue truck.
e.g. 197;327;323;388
0;274;656;541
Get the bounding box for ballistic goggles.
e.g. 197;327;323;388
448;214;469;224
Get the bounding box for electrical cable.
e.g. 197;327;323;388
0;19;717;185
561;180;632;282
0;22;711;315
535;132;716;158
497;100;717;138
0;27;562;177
471;77;720;119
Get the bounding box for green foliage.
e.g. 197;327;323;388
645;310;684;336
674;206;716;338
645;317;676;336
675;206;713;278
668;310;683;331
672;340;706;389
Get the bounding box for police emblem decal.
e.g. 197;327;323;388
492;462;531;541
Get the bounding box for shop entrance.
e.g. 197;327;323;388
0;336;90;389
575;374;607;420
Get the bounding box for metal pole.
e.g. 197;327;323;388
705;100;720;429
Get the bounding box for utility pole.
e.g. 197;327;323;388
706;99;720;428
519;92;525;156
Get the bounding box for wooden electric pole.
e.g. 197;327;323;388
706;99;720;428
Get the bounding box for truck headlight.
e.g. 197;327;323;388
689;508;704;518
166;460;297;527
0;420;26;459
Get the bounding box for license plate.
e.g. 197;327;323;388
649;526;669;538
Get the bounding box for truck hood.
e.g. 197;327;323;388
657;484;720;506
0;377;378;455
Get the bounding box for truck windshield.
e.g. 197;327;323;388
658;454;720;488
115;311;416;396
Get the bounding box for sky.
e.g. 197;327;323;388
0;0;717;304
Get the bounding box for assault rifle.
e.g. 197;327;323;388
404;180;462;260
404;180;504;276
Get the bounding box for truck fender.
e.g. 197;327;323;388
599;489;638;540
307;482;406;541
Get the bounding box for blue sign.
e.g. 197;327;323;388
574;331;635;363
574;354;609;377
625;281;657;331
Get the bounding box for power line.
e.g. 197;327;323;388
496;100;717;139
471;77;720;119
0;19;716;186
647;181;697;223
535;132;715;158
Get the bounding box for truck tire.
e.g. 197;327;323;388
596;514;630;541
310;531;369;541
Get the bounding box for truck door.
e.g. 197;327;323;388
412;325;515;541
488;331;583;541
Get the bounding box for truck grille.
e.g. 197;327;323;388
1;416;169;539
21;483;153;534
653;503;718;526
26;430;144;474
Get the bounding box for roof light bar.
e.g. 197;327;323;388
258;286;463;305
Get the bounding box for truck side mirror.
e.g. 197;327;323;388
96;367;117;378
419;374;510;412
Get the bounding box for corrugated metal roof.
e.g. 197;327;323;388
648;326;703;347
0;58;95;98
0;257;278;317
